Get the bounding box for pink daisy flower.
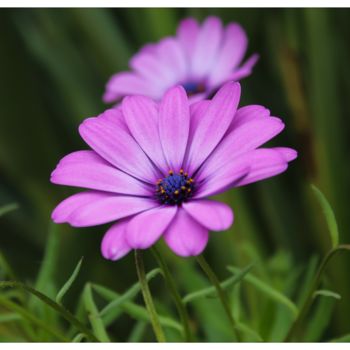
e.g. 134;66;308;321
51;82;296;260
103;16;258;105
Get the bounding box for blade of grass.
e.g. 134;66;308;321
56;257;83;304
83;283;110;342
227;266;298;318
311;184;339;249
0;295;68;341
127;320;148;342
99;267;161;317
0;312;22;323
0;281;98;342
0;203;18;217
183;263;254;304
313;289;341;300
92;283;182;333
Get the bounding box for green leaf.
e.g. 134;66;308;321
56;257;83;304
0;203;18;217
0;295;68;341
313;289;341;300
92;283;182;333
0;251;17;280
127;320;148;342
235;322;264;342
227;266;299;318
0;281;98;342
311;184;339;248
182;263;254;304
99;267;161;317
330;333;350;342
72;333;86;342
0;312;22;323
83;283;110;342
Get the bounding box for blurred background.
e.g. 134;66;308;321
0;8;350;342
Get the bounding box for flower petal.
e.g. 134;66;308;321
274;147;298;162
164;208;209;257
228;54;259;82
197;116;285;181
126;206;177;249
79;109;160;183
157;38;187;83
208;23;248;87
159;86;190;171
101;219;132;261
103;72;156;103
191;16;223;79
122;95;167;173
51;150;151;196
183;199;233;231
233;148;291;187
185;82;241;175
177;17;199;59
229;104;270;130
51;191;158;227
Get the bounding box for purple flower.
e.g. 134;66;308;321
51;82;296;260
103;16;258;105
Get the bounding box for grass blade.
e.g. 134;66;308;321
56;257;83;304
92;283;182;333
227;266;299;318
0;281;98;342
0;203;18;217
311;184;339;249
313;289;341;300
83;283;110;342
99;267;161;317
182;263;254;304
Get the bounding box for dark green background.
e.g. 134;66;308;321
1;8;350;341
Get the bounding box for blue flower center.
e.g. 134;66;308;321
182;81;206;96
156;170;195;205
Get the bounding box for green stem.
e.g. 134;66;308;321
284;245;350;341
134;250;166;342
196;255;240;341
151;247;193;341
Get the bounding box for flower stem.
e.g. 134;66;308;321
134;249;166;342
151;247;193;341
284;245;350;341
196;254;241;341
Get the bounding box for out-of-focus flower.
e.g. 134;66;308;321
103;17;258;105
51;83;296;260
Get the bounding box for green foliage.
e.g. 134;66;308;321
1;8;350;342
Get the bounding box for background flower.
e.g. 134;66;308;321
51;83;296;260
103;16;258;104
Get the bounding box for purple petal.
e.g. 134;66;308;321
197;116;285;181
122;95;167;173
176;17;199;59
183;199;233;231
230;104;271;130
101;219;132;261
164;208;209;257
185;82;241;175
274;147;298;162
51;191;158;227
126;206;177;249
157;38;187;83
208;23;248;87
51;150;151;196
194;163;249;198
79;109;160;183
103;72;156;103
228;54;259;82
159;86;190;172
191;16;223;79
234;148;293;187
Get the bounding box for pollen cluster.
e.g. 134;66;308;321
156;169;195;205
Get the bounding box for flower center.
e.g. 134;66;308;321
182;81;206;97
156;170;195;205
